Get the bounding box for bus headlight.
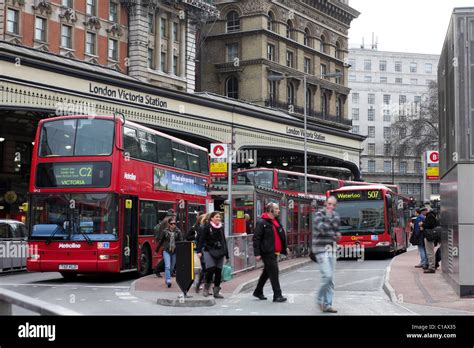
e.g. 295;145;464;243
99;255;110;260
30;254;40;260
376;242;391;247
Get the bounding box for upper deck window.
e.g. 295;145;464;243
39;119;114;157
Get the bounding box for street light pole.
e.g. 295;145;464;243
267;72;342;197
303;75;308;196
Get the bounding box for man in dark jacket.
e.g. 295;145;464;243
422;208;439;273
252;202;288;303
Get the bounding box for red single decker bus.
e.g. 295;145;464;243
27;115;209;279
328;185;410;257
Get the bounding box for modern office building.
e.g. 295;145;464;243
348;48;440;202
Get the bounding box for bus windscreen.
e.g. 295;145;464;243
39;118;114;157
332;190;385;234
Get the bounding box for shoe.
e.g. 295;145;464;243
167;282;172;288
273;296;287;303
323;307;338;313
213;287;224;299
422;266;429;270
252;292;267;300
203;283;211;297
414;265;424;268
424;269;435;273
195;284;201;294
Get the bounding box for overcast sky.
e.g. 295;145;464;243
348;0;474;55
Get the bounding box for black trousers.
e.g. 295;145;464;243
254;254;282;298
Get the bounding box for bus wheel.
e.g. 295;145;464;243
60;273;78;281
139;246;151;277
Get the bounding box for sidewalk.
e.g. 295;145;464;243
386;248;474;313
131;257;311;305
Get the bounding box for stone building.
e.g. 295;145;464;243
199;0;360;131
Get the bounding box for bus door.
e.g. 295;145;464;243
122;196;138;271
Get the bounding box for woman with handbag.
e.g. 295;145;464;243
197;211;229;299
156;218;183;288
191;213;209;293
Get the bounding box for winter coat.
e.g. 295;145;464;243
253;215;288;257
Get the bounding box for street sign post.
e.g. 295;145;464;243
210;144;228;178
175;242;194;297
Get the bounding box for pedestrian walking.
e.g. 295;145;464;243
313;196;340;313
414;207;428;269
156;218;183;288
189;213;209;293
197;212;228;299
153;209;177;278
422;207;439;273
252;202;288;303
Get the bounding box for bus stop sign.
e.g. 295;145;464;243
176;242;194;295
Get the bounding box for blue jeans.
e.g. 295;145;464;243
316;252;336;309
163;251;176;284
418;245;428;267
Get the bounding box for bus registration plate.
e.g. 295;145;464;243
59;264;78;270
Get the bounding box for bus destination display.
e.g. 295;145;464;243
333;190;383;201
36;162;111;188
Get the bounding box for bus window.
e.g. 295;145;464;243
140;201;158;236
188;204;205;230
237;171;254;185
187;147;201;173
277;174;288;190
198;150;209;175
0;224;10;238
254;171;273;188
156;135;173;166
172;142;188;170
138;131;157;163
123;127;141;159
75;119;114;156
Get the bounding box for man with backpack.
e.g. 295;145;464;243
422;207;440;274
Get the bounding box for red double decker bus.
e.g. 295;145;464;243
27;115;209;279
236;168;399;196
328;185;410;257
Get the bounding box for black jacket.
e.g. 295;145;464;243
196;224;229;259
186;224;200;242
253;216;287;257
424;211;439;230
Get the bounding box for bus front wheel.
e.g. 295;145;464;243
139;246;152;277
60;272;78;281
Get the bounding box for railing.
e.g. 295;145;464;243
0;287;79;315
226;234;309;275
264;100;352;126
227;234;257;274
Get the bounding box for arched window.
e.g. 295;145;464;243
320;35;326;53
304;28;311;47
226;76;239;99
306;88;312;112
286;20;294;40
268;11;276;32
287;82;295;107
321;92;328;117
336;97;343;120
227;11;240;32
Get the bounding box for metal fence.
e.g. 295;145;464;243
227;234;257;275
